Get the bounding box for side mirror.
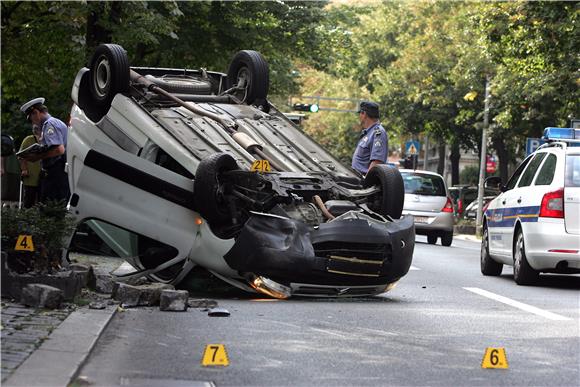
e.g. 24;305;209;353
484;176;503;191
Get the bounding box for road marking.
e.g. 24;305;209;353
463;287;571;321
410;266;421;271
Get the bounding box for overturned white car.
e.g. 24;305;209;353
66;44;415;298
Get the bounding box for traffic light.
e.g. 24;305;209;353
292;103;319;113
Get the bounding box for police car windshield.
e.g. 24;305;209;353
402;172;446;196
565;155;580;187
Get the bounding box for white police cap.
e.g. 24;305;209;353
20;97;45;114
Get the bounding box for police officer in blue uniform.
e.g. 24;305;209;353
19;97;70;203
352;101;388;175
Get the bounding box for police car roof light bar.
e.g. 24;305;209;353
542;127;580;142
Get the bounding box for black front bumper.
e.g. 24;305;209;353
224;214;415;286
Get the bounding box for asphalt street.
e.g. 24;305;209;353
75;236;580;387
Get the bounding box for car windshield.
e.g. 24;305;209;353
402;172;446;196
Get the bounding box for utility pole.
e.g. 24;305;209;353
476;76;491;235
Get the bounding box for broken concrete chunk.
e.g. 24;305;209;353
113;283;175;307
160;290;189;312
94;273;117;294
69;263;95;288
188;298;218;309
89;301;107;310
20;284;63;309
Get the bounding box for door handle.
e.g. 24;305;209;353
502;200;506;205
517;198;522;204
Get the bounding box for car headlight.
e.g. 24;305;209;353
250;276;291;299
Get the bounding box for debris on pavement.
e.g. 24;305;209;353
159;289;189;312
112;282;175;307
208;307;230;317
20;284;64;309
188;298;218;309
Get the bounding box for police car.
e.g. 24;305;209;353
481;127;580;285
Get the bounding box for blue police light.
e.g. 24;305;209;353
542;127;579;140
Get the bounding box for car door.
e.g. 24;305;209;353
500;152;547;255
487;156;531;256
564;152;580;235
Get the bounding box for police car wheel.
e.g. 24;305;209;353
193;153;239;227
427;234;437;245
513;230;539;285
226;50;269;105
363;165;404;219
481;226;502;276
89;44;130;106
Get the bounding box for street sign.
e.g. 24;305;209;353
406;140;420;155
526;137;546;156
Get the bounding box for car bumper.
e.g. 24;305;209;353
524;219;580;272
223;212;415;295
401;210;454;233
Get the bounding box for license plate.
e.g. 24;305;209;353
414;216;429;223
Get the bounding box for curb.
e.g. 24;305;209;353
4;306;117;387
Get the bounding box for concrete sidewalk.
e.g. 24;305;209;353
3;307;117;387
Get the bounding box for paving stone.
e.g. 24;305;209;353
159;290;189;312
188;298;218;309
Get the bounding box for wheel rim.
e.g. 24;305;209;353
481;229;488;262
514;233;523;275
234;67;251;101
94;56;111;98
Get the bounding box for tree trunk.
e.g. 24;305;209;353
437;142;445;175
493;137;510;183
450;142;460;185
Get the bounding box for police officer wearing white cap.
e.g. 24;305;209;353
19;97;70;203
352;101;388;175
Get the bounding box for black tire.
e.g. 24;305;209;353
193;153;239;225
513;230;539;285
481;226;502;276
89;44;130;108
427;234;437;245
441;231;453;247
226;50;269;104
363;165;405;219
144;75;212;95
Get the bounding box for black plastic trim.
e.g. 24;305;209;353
84;149;195;210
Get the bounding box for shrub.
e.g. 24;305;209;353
1;201;76;273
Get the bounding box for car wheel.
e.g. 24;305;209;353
441;231;453;247
363;165;405;219
481;226;502;276
226;50;269;105
427;234;437;245
513;230;539;285
193;153;239;225
89;44;130;109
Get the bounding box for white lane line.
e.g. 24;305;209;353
463;287;571;321
410;265;421;271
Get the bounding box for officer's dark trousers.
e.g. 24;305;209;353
40;162;70;204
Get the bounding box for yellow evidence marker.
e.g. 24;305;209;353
481;347;508;369
250;160;271;173
202;344;229;366
15;235;34;252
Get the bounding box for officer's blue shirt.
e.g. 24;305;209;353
40;114;68;169
351;122;388;174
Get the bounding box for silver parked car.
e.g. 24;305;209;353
400;169;454;246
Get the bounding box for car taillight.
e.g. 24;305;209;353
442;197;454;213
482;201;491;214
539;188;564;218
457;199;463;214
